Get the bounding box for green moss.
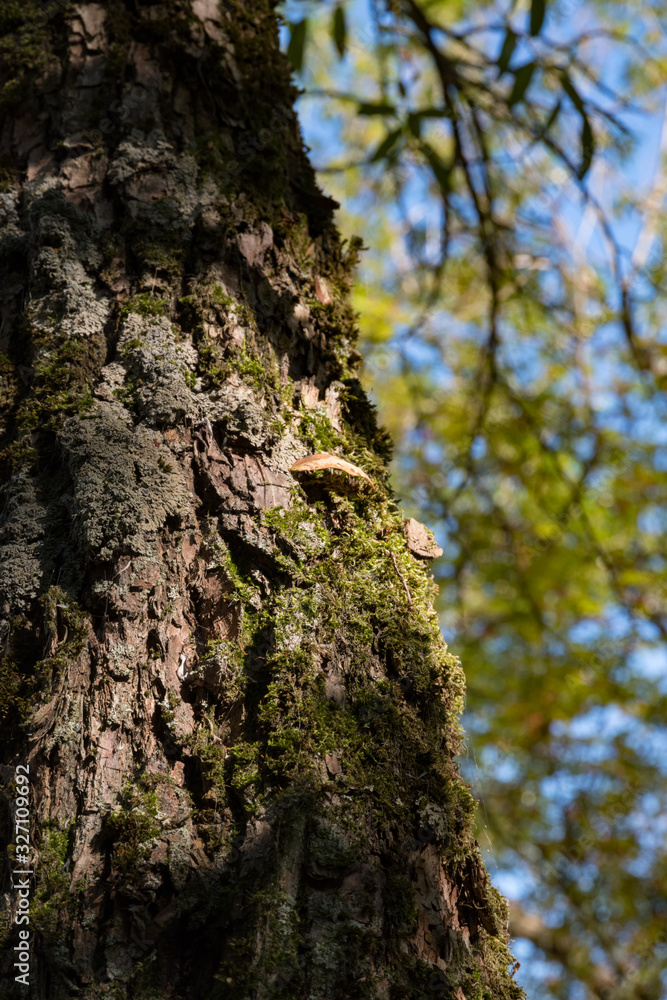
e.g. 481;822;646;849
0;160;20;190
0;1;63;109
201;527;260;609
198;637;246;695
105;776;161;879
227;345;265;387
123;200;190;280
211;880;306;1000
0;589;89;748
201;491;469;878
40;585;89;652
297;406;346;454
157;689;179;727
32;820;77;937
119;294;167;320
177;283;283;397
120;338;146;360
262;496;330;572
197;342;226;383
0;640;31;733
121;957;171;1000
0;439;39;469
226;740;262;800
179;283;235;323
185;484;504;997
16;339;94;430
190;725;227;797
178;293;227;384
211;284;235;309
182;367;197;389
133;241;185;278
384;871;419;936
307;820;360;870
284;216;316;272
475;933;525;1000
113;376;139;410
213;863;383;1000
294;396;390;483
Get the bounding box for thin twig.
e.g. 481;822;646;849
389;551;414;610
203;714;223;744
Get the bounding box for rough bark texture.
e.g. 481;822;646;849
0;3;524;999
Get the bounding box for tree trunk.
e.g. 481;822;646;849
0;3;523;998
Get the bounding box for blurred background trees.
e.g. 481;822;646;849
279;1;667;997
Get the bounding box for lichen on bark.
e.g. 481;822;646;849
0;2;524;999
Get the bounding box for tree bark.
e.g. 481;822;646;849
0;3;523;998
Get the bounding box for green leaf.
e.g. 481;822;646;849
497;29;517;74
560;72;595;178
579;116;595;179
530;0;547;36
358;102;397;115
370;125;405;162
286;19;307;73
332;5;346;58
508;61;536;106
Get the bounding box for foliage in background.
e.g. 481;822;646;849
280;1;667;997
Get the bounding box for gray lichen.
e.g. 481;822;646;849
0;472;49;623
59;407;193;560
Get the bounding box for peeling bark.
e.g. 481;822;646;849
0;3;523;999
